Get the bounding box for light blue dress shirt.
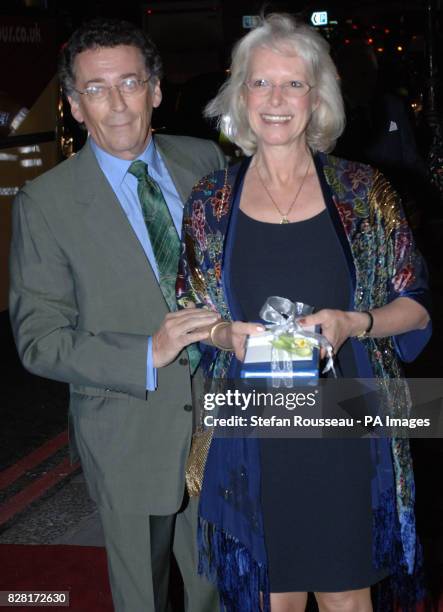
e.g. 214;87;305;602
90;137;184;391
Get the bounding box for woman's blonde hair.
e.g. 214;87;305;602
205;13;345;155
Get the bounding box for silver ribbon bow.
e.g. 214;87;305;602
259;296;336;387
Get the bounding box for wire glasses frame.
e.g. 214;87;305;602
73;76;152;101
244;79;314;98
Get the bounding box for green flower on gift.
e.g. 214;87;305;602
271;334;314;358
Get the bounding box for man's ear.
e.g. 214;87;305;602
151;79;162;109
67;95;84;124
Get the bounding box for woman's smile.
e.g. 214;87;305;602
260;113;294;124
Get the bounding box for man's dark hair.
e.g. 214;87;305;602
58;18;163;96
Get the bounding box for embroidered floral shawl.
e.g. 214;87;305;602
177;153;431;611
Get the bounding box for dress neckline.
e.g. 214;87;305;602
237;207;327;226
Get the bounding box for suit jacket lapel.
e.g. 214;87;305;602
155;134;197;203
72;140;145;257
71;140;165;308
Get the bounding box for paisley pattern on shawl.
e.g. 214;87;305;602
176;153;431;610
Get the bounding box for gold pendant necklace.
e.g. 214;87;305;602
255;156;312;224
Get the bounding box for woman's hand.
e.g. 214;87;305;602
299;309;371;356
300;298;430;358
211;321;265;361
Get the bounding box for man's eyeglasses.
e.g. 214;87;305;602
74;77;151;101
244;79;314;98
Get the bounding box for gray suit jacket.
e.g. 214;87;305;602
9;134;225;515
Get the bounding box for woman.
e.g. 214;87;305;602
177;14;431;612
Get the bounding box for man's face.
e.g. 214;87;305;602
68;44;162;160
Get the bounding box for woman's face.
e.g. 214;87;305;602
244;46;317;151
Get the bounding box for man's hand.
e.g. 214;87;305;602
152;306;219;368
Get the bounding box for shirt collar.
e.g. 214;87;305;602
90;136;160;190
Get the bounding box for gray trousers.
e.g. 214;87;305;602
99;496;219;612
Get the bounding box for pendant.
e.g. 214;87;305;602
280;217;289;224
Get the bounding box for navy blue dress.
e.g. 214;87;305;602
230;208;388;592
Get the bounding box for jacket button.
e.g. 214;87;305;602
183;404;193;412
179;357;189;366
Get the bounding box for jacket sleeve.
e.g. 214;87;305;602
9;190;148;399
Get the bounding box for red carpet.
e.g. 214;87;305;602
1;543;440;611
0;544;113;610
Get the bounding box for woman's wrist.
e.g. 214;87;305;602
209;320;233;351
348;310;374;338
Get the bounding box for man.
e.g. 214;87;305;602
9;18;224;612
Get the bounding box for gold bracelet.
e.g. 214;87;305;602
356;311;374;339
210;321;233;351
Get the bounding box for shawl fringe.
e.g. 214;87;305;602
374;536;427;610
198;517;270;612
373;488;427;611
373;486;402;572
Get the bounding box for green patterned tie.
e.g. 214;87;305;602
128;160;200;372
